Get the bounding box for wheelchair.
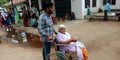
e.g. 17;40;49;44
46;39;78;60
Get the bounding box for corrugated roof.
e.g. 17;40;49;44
4;0;25;6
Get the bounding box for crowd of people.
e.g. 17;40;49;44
0;1;88;60
0;7;16;31
0;6;39;32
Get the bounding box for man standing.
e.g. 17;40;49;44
14;6;20;26
38;1;54;60
22;9;29;27
104;1;110;21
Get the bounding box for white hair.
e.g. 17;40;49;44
59;24;66;28
58;24;66;30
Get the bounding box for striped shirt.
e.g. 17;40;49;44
38;12;54;42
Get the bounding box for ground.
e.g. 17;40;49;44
0;20;120;60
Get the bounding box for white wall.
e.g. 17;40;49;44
71;0;100;19
99;0;120;10
111;0;120;9
71;0;85;19
38;0;42;10
91;0;99;13
84;0;99;15
98;0;103;8
68;0;119;20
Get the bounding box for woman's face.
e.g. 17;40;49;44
59;27;66;34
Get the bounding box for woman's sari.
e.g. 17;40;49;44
56;32;88;60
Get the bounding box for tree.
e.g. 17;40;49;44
0;0;10;6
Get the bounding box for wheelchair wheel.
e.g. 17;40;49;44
46;51;69;60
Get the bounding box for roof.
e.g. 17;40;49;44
3;0;26;6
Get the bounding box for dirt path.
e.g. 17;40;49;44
0;20;120;60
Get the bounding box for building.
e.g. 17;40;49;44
53;0;120;19
3;0;120;19
53;0;119;19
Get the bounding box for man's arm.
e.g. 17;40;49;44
38;16;47;36
53;29;57;35
38;16;52;40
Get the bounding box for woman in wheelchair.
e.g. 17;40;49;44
56;24;88;60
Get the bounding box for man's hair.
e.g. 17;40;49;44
106;0;109;3
43;1;53;10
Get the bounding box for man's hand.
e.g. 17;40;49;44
46;35;52;40
54;29;57;35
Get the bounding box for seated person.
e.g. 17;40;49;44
56;24;88;60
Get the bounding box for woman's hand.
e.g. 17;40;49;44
70;37;77;42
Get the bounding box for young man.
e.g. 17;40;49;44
38;1;54;60
104;1;110;21
22;9;29;27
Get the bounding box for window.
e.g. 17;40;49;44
85;0;90;8
92;0;96;7
103;0;116;5
111;0;116;5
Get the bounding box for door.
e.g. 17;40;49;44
55;0;71;17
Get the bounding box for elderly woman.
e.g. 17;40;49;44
56;24;88;60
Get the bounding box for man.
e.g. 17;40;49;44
1;10;8;31
8;7;15;24
14;6;20;26
38;1;54;60
104;1;110;21
22;9;29;27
